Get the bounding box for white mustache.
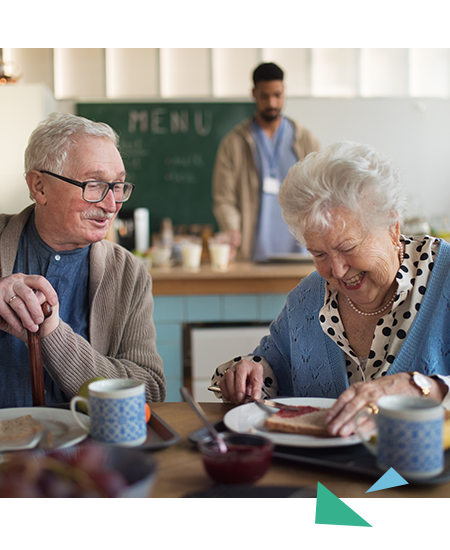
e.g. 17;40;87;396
82;209;114;220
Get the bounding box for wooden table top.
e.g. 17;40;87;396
149;261;316;295
149;402;450;498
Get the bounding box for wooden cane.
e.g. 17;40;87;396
27;301;52;407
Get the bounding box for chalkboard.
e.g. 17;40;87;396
76;102;255;235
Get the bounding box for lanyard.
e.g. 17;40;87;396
253;117;286;178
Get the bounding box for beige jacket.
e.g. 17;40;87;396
212;116;320;260
0;206;166;402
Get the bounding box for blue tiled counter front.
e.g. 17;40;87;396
153;293;288;402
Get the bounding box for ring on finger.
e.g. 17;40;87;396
366;402;379;415
8;295;18;304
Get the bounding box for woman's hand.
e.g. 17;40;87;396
0;273;59;342
219;358;263;404
325;372;446;437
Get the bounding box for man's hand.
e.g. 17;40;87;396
225;229;241;261
0;274;59;342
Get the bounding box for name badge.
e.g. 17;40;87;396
263;177;280;195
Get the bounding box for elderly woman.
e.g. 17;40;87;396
210;141;450;436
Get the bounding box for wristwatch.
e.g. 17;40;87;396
410;371;432;396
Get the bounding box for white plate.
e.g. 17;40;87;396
0;407;89;452
266;253;314;263
224;397;363;448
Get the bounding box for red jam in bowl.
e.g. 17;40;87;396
198;433;274;485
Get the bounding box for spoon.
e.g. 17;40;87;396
180;387;228;454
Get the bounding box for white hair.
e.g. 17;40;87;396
278;141;407;242
24;112;119;174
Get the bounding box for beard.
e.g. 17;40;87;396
260;108;281;122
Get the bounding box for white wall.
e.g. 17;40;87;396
0;84;59;214
284;97;450;222
2;86;450;225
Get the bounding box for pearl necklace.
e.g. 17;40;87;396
345;242;404;317
346;291;396;316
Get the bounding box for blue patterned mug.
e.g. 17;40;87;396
357;394;444;480
70;379;147;447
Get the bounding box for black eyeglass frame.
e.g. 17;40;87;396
39;170;135;203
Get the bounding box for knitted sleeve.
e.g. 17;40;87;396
40;244;165;403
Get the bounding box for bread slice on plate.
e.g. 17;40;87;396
265;407;332;437
0;415;43;443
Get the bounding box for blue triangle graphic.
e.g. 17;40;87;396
366;467;409;493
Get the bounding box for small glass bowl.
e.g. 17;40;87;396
198;432;274;485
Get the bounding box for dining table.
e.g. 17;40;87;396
149;401;450;498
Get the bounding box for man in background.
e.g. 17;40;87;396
0;112;165;407
212;62;320;261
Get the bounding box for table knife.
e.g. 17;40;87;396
207;386;301;412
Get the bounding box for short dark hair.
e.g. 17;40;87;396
252;62;284;86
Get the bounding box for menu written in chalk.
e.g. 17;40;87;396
76;102;255;235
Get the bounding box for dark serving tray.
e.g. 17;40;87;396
188;420;450;486
185;485;317;498
144;411;180;450
273;444;450;486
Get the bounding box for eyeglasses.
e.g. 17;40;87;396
39;170;135;203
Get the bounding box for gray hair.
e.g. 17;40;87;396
278;141;407;241
24;112;119;174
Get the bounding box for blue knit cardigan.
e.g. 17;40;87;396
253;239;450;398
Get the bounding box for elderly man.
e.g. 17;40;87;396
0;112;165;408
212;62;320;261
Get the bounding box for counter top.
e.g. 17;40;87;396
149;260;316;295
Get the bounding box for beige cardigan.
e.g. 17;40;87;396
0;206;166;402
212;117;320;260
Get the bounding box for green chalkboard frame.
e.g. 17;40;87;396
76;101;255;235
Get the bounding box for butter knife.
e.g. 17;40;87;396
252;398;304;413
207;386;301;412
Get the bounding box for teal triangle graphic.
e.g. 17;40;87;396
315;482;371;527
366;467;409;493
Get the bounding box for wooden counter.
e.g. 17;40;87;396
149;261;316;295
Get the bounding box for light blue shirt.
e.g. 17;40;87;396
251;117;301;261
0;213;90;408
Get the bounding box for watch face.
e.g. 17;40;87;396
413;372;431;395
414;373;431;389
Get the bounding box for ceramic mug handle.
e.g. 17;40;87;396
70;396;90;432
354;408;378;456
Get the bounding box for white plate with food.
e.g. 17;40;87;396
0;407;89;452
224;397;364;448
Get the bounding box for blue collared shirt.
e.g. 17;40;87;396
251;117;301;261
0;213;90;408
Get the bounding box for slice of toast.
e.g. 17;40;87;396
0;415;43;442
265;408;332;437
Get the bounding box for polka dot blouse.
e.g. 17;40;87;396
210;235;450;404
320;235;440;383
